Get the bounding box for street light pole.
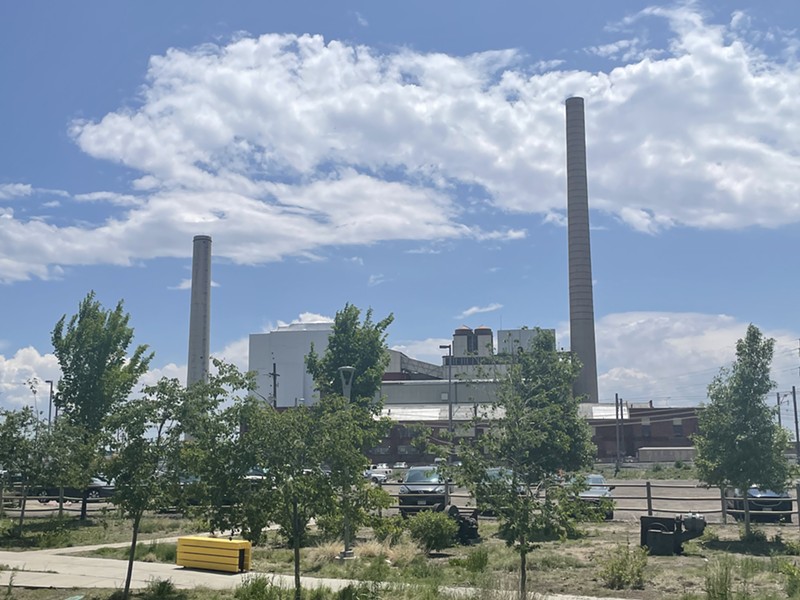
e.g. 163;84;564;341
45;380;54;427
439;344;453;436
337;365;356;560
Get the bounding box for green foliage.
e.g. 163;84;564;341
406;510;457;553
51;290;153;431
448;545;489;573
372;515;406;545
456;329;594;598
739;526;767;544
235;575;287;600
778;559;800;598
305;303;393;409
598;541;647;590
704;556;734;600
141;578;188;600
694;325;792;538
335;583;382;600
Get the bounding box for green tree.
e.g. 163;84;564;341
51;291;153;519
180;361;262;538
457;330;595;599
36;419;92;516
694;324;791;536
306;304;394;555
305;303;393;409
0;407;46;535
106;377;185;599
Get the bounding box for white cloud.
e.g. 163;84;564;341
355;11;368;27
456;303;504;319
368;273;387;287
391;338;451;365
0;5;797;280
0;183;32;200
74;191;143;206
0;347;60;412
587;312;799;406
275;312;334;329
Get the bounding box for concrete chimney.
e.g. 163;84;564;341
187;235;212;387
565;97;599;403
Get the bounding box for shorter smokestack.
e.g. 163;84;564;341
187;235;212;387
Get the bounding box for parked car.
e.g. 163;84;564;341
576;473;615;520
392;462;409;470
725;486;793;522
364;464;392;484
398;465;448;517
35;476;115;503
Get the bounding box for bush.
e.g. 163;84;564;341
779;559;800;598
372;515;405;545
141;578;188;600
704;556;733;600
234;575;285;600
599;541;647;589
406;511;457;554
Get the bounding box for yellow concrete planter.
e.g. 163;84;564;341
176;536;252;573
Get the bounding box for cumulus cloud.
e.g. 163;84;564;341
275;312;334;328
586;312;799;405
0;183;32;200
456;303;504;319
169;278;220;290
0;5;797;281
391;338;452;365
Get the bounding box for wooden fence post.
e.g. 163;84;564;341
646;481;653;516
720;488;727;524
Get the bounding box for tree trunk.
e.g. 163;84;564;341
123;511;143;599
58;485;64;518
519;548;527;599
80;487;89;521
16;484;28;536
743;496;752;538
293;498;301;600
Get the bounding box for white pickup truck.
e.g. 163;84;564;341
363;464;392;484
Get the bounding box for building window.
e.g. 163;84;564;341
673;419;683;437
641;417;651;439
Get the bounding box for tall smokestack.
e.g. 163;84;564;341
187;235;212;387
565;97;599;403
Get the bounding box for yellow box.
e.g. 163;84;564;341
176;536;252;573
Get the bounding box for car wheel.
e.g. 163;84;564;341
37;489;49;504
87;489;101;501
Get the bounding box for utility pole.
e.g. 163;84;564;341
614;393;621;474
793;386;799;463
269;362;279;408
778;392;782;428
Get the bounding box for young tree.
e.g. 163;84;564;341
306;304;394;555
694;324;791;536
0;407;46;535
105;377;185;600
458;330;595;599
51;291;153;519
305;303;393;410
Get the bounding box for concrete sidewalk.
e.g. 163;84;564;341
0;542;624;599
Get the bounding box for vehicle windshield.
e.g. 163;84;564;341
586;475;607;487
404;468;441;483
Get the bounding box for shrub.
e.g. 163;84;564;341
599;541;647;589
705;556;733;600
141;578;188;600
779;559;800;598
739;526;767;544
406;511;457;553
234;575;286;600
372;515;406;545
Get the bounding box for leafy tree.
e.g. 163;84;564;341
180;361;262;537
457;330;595;599
0;407;46;535
36;419;92;516
106;377;185;599
306;304;394;554
51;291;153;519
258;405;334;600
695;324;792;536
305;303;393;409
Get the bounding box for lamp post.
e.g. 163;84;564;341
337;365;356;560
338;366;355;401
45;380;54;426
439;344;453;436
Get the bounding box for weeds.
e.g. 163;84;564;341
598;540;647;589
141;578;188;600
705;556;733;600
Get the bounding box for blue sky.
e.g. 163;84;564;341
1;1;799;418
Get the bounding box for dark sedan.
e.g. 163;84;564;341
36;477;115;503
398;466;448;517
725;486;793;522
